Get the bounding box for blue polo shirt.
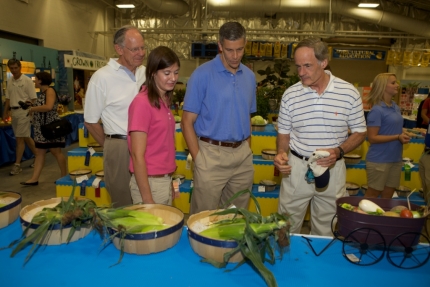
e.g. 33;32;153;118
366;101;403;163
183;54;256;142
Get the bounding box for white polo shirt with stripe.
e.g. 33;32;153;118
277;71;366;158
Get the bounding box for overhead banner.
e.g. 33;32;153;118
332;49;386;61
63;54;107;70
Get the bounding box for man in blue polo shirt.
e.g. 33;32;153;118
274;38;367;236
181;21;256;215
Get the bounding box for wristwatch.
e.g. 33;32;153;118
337;146;344;159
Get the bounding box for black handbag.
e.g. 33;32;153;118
41;118;72;140
40;88;73;140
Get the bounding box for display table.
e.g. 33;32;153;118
0;220;428;286
0;113;83;166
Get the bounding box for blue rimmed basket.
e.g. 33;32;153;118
187;210;245;262
19;197;92;245
107;204;184;255
0;191;22;229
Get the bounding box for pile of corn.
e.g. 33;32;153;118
95;207;170;234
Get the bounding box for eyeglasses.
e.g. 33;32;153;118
123;46;146;54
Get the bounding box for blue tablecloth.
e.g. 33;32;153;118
0;220;428;286
0;113;83;166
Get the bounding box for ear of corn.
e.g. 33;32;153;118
94;205;171;266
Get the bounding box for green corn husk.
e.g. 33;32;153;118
198;189;292;287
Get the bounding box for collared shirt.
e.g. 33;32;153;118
84;58;146;135
278;70;366;157
183;54;257;142
366;101;404;163
127;87;176;174
6;74;37;106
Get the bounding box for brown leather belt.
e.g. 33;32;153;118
148;172;174;178
199;137;243;148
10;107;20;110
105;134;127;140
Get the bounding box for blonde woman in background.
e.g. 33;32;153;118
365;73;410;198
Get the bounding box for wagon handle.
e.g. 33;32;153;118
301;236;338;256
407;188;416;210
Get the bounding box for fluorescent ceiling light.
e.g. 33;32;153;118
358;3;380;8
116;4;135;8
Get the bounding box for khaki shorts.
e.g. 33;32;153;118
366;161;402;191
11;109;31;137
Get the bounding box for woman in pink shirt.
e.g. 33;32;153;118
128;46;180;204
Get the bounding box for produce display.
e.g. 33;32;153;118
174;115;181;122
339;199;426;218
193;190;291;287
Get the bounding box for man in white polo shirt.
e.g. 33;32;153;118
2;59;37;175
274;38;367;236
84;25;146;207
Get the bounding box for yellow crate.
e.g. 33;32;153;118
172;192;190;214
175;130;187;152
251;135;276;155
67;148;103;174
78;123;97;148
56;176;111;206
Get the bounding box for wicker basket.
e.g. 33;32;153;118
0;192;22;229
343;153;361;164
252;124;266;131
261;149;276;160
345;182;360;195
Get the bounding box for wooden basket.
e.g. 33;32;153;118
261;149;276;160
187;210;244;263
252;124;266;131
20;197;92;245
110;204;184;255
344;153;361;165
0;192;22;229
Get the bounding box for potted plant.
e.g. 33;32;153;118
257;57;299;112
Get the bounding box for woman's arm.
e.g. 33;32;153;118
130;131;155;204
29;88;56;113
367;126;410;144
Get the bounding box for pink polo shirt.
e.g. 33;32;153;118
127;87;176;175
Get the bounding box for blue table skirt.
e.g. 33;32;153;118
0;220;428;286
0;113;83;166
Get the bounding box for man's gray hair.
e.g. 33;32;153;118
113;25;143;46
294;38;329;62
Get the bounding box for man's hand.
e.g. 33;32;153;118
316;148;338;167
274;152;291;175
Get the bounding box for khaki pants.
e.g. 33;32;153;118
130;174;173;205
189;139;254;215
103;138;132;207
278;152;348;236
419;152;430;204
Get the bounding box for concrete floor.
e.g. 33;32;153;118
0;142;79;207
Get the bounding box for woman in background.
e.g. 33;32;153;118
365;73;410;198
128;46;180;204
21;72;67;185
